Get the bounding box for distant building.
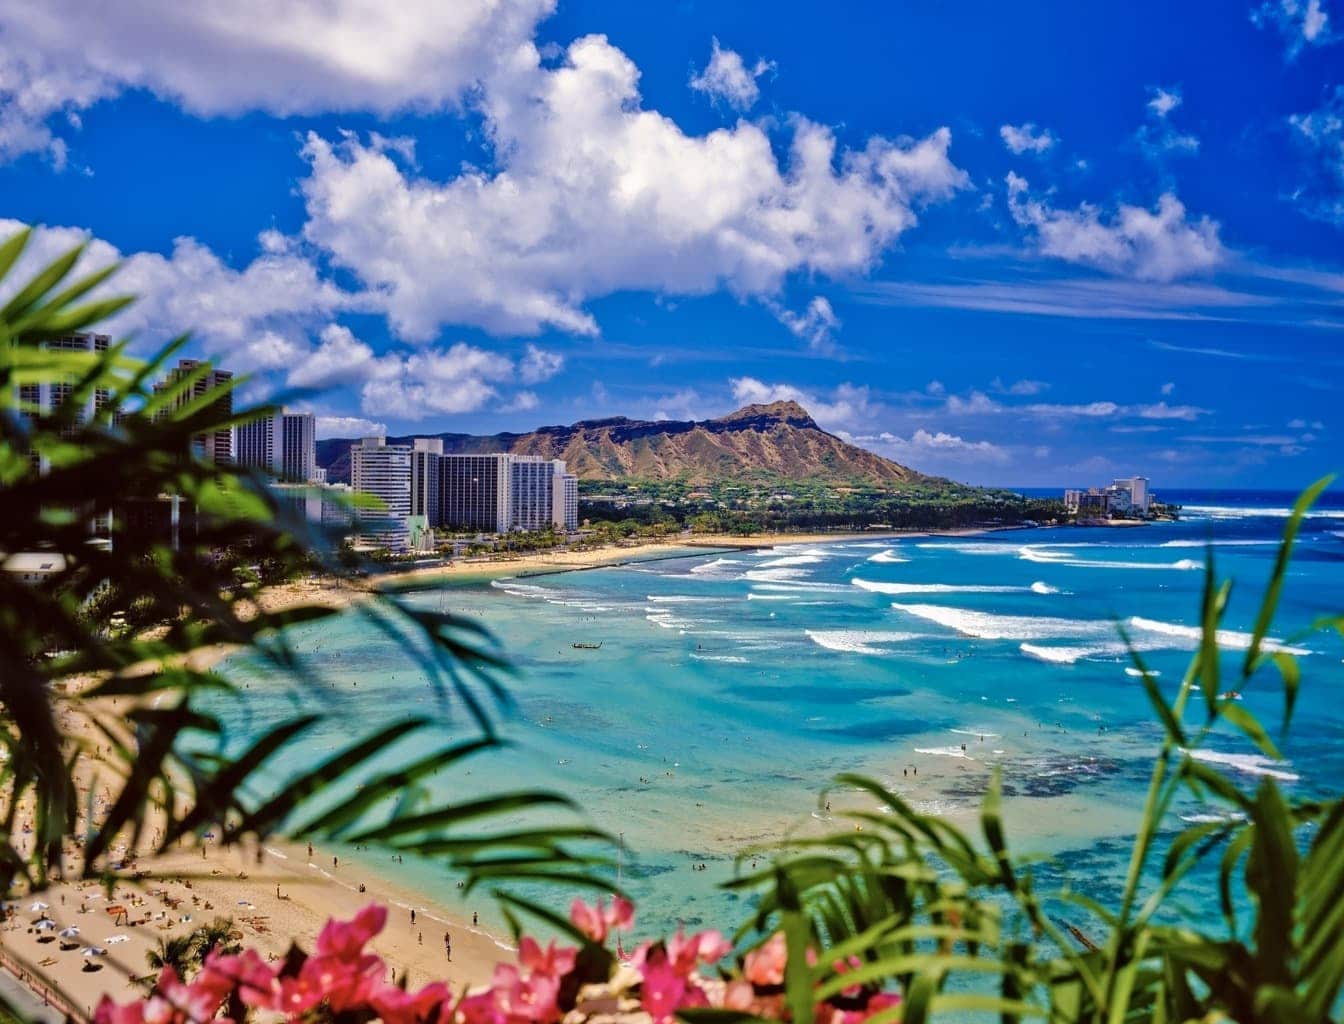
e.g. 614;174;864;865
235;410;317;482
410;438;443;525
16;333;113;447
153;358;233;464
1064;476;1154;519
559;470;579;531
14;332;114;535
349;436;411;548
439;454;511;533
1107;476;1150;515
509;456;556;532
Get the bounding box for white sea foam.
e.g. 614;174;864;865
746;593;795;601
950;727;1000;738
1020;643;1104;664
890;603;1310;662
1182;748;1299;782
914;541;1014;555
744;566;811;583
1124;666;1160;677
867;549;910;564
891;604;1112;640
646;612;696;630
646;595;722;604
1183;504;1344;520
804;629;923;655
1159;539;1276;548
690;652;750;664
1129;616;1311;656
689;557;742;575
915;746;975;759
852;578;1025;595
1179;811;1247;824
757;554;825;568
1018;545;1203;571
750;581;851;593
1030;580;1060;594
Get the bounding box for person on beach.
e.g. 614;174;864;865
444;931;452;961
472;912;478;927
410;909;416;925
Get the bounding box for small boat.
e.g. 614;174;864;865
571;641;603;650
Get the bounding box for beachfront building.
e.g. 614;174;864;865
349;436;411;548
235;410;317;482
411;438;443;524
1065;476;1154;519
153;358;234;465
509;456;557;532
15;332;112;472
439;453;511;533
557;468;579;531
1106;476;1150;515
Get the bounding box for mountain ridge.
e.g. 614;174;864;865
317;400;929;488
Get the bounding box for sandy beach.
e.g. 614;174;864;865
3;526;1012;1015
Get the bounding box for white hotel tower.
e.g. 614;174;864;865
349;436;412;547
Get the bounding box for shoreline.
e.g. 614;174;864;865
11;522;1037;1013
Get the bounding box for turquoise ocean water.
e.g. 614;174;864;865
218;490;1344;942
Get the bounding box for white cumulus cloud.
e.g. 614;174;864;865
0;0;555;162
1005;173;1223;281
298;33;968;340
768;295;841;351
0;219;355;365
1252;0;1332;56
729;377;878;432
689;38;774;111
315;415;386;439
999;122;1057;155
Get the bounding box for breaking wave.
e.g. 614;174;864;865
805;629;924;655
851;578;1026;595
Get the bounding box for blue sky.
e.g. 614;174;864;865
2;0;1341;487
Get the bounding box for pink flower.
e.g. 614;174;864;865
489;962;564;1024
316;902;388;959
569;896;635;944
637;946;703;1024
570;898;606;942
608;895;635;932
518;936;577;979
371;981;452;1024
744;932;787;987
456;989;505;1024
199;948;276;1009
668;929;732;972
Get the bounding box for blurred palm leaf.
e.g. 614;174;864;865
0;227;610;908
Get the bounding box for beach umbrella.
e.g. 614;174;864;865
34;918;57;930
29;901;48;911
82;946;107;957
58;926;79;938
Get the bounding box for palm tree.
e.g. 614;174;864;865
143;917;241;989
0;226;610;951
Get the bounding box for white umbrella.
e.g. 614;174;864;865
58;926;79;938
29;901;48;912
82;947;107;958
34;918;57;931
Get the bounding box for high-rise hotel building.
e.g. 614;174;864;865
15;332;113;472
410;438;443;524
153;358;233;464
349;436;412;547
438;454;511;533
235;410;317;482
